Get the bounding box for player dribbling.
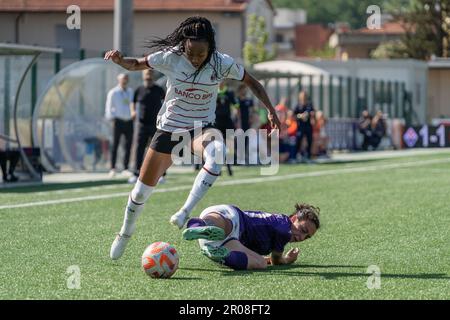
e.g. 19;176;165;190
104;16;281;260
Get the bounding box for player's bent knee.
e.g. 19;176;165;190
202;213;225;229
132;191;147;203
211;139;225;155
204;140;226;173
131;180;154;203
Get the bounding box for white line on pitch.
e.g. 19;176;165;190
29;176;198;195
0;157;449;211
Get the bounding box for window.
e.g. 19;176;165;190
276;33;284;43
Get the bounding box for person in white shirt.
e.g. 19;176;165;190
104;73;134;177
104;16;281;260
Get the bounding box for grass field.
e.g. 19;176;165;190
1;151;449;300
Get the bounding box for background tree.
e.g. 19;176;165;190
243;14;276;66
307;44;336;59
376;0;450;59
273;0;450;60
398;0;449;59
272;0;388;29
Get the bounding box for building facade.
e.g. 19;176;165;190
329;21;405;60
273;8;306;58
427;58;450;121
0;0;275;60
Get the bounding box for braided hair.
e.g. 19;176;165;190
146;16;223;83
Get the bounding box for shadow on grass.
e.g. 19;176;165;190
183;264;450;281
294;264;366;269
0;179;129;194
179;267;225;273
170;276;203;280
314;158;381;166
221;264;450;281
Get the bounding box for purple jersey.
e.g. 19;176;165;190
232;206;292;255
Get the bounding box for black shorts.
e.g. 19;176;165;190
149;124;216;155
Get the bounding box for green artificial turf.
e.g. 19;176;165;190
0;152;449;299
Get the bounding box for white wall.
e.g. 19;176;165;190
299;59;429;123
134;12;243;58
274;8;307;28
0;11;245;59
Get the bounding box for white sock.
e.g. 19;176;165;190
120;179;154;236
181;140;224;214
181;168;220;214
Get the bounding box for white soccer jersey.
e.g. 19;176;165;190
146;48;245;132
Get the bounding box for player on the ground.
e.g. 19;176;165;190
182;203;320;270
104;16;281;260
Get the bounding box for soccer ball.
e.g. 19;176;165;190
141;242;179;279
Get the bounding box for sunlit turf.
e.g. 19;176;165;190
0;152;449;299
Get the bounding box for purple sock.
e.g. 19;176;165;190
223;251;248;270
186;218;207;228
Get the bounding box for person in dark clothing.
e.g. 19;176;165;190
359;110;373;151
370;111;386;150
294;91;315;161
359;110;386;151
0;145;20;183
129;69;166;184
236;84;254;164
215;82;236;176
236;84;254;132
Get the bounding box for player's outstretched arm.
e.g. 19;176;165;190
242;71;281;132
104;50;149;71
270;248;300;266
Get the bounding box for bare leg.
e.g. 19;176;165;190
170;129;226;229
202;213;232;236
110;147;173;260
139;148;173;187
186;212;267;270
223;240;267;270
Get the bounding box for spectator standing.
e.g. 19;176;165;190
359;110;373;151
215;82;236;176
275;100;289;163
0;140;20;183
294;91;315;162
312;111;329;158
105;73;135;178
237;84;254;163
370;111;387;150
286;109;298;163
236;84;254;132
128;70;166;184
